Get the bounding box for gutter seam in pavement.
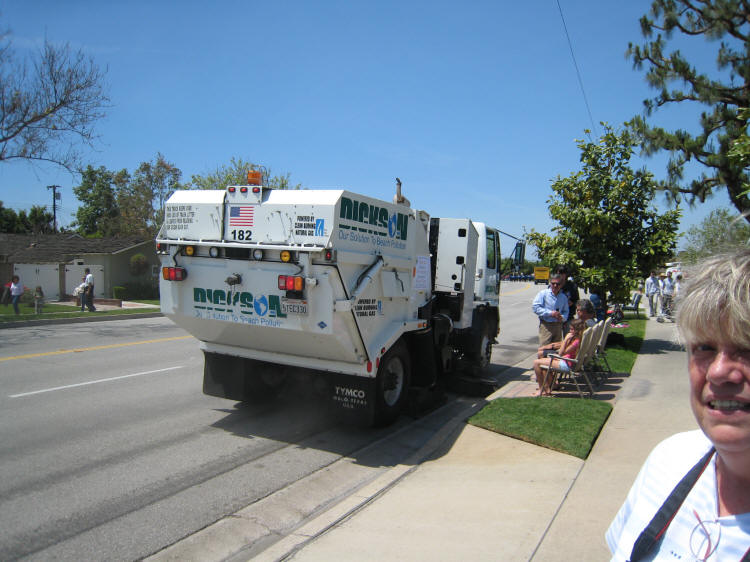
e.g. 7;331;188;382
528;461;586;561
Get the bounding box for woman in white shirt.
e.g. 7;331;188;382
607;250;750;561
9;275;24;315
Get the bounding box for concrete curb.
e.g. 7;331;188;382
146;394;496;562
248;372;540;561
253;401;489;562
0;311;163;330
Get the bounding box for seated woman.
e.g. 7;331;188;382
537;300;596;358
532;318;585;396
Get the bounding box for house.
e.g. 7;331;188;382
0;233;160;300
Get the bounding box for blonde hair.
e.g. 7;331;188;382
676;249;750;349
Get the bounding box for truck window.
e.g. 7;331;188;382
486;229;497;269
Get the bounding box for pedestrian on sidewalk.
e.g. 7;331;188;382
606;249;750;561
532;272;569;347
661;270;675;318
9;275;25;315
83;268;96;312
644;271;660;317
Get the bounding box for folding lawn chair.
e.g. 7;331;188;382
586;319;612;385
538;327;597;398
622;293;643;318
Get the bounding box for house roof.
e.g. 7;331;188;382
0;233;150;263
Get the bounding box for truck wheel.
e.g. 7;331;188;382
477;328;492;370
373;341;411;426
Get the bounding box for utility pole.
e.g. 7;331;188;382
46;185;61;233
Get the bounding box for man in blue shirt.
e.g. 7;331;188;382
532;273;569;346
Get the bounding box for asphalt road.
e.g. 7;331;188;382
0;282;540;561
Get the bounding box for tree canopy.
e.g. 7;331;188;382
188;157;301;190
73;165;120;237
0;29;108;172
527;125;681;302
0;201;55;233
679;207;750;262
73;154;183;238
627;0;750;221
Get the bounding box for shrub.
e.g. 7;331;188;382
129;253;149;276
119;282;159;300
113;286;127;299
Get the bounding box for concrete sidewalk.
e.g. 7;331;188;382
254;318;698;561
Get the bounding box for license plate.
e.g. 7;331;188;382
281;299;308;315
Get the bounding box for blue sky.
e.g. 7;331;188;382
0;0;736;254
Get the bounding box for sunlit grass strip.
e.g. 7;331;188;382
0;307;161;323
468;398;613;459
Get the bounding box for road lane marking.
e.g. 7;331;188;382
501;283;533;296
0;335;192;362
9;366;184;398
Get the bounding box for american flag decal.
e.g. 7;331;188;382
229;206;254;227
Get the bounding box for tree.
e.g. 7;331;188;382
526;125;681;303
627;0;750;221
0;201;21;232
728;107;750;204
73;165;120;236
73;154;184;238
26;205;54;233
680;207;750;262
0;30;108;172
189;156;301;190
0;201;54;233
119;153;182;236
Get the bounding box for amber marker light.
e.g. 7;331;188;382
280;250;291;263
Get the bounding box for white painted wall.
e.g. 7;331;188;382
64;265;105;298
12;264;61;300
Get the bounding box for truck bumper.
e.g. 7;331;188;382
202;352;377;423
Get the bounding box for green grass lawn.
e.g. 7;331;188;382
468;398;613;459
606;316;647;374
0;302;160;323
468;313;646;459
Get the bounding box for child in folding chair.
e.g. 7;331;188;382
532;318;585;397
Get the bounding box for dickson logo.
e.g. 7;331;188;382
340;196;408;240
193;288;286;318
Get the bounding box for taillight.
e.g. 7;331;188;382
277;275;304;291
162;267;188;281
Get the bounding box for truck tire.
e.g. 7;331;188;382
373;341;411;426
477;324;493;370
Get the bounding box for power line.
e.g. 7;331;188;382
556;0;599;140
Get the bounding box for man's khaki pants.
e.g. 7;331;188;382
539;320;563;346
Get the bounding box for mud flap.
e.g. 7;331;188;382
324;372;377;423
203;352;246;400
203;352;287;402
